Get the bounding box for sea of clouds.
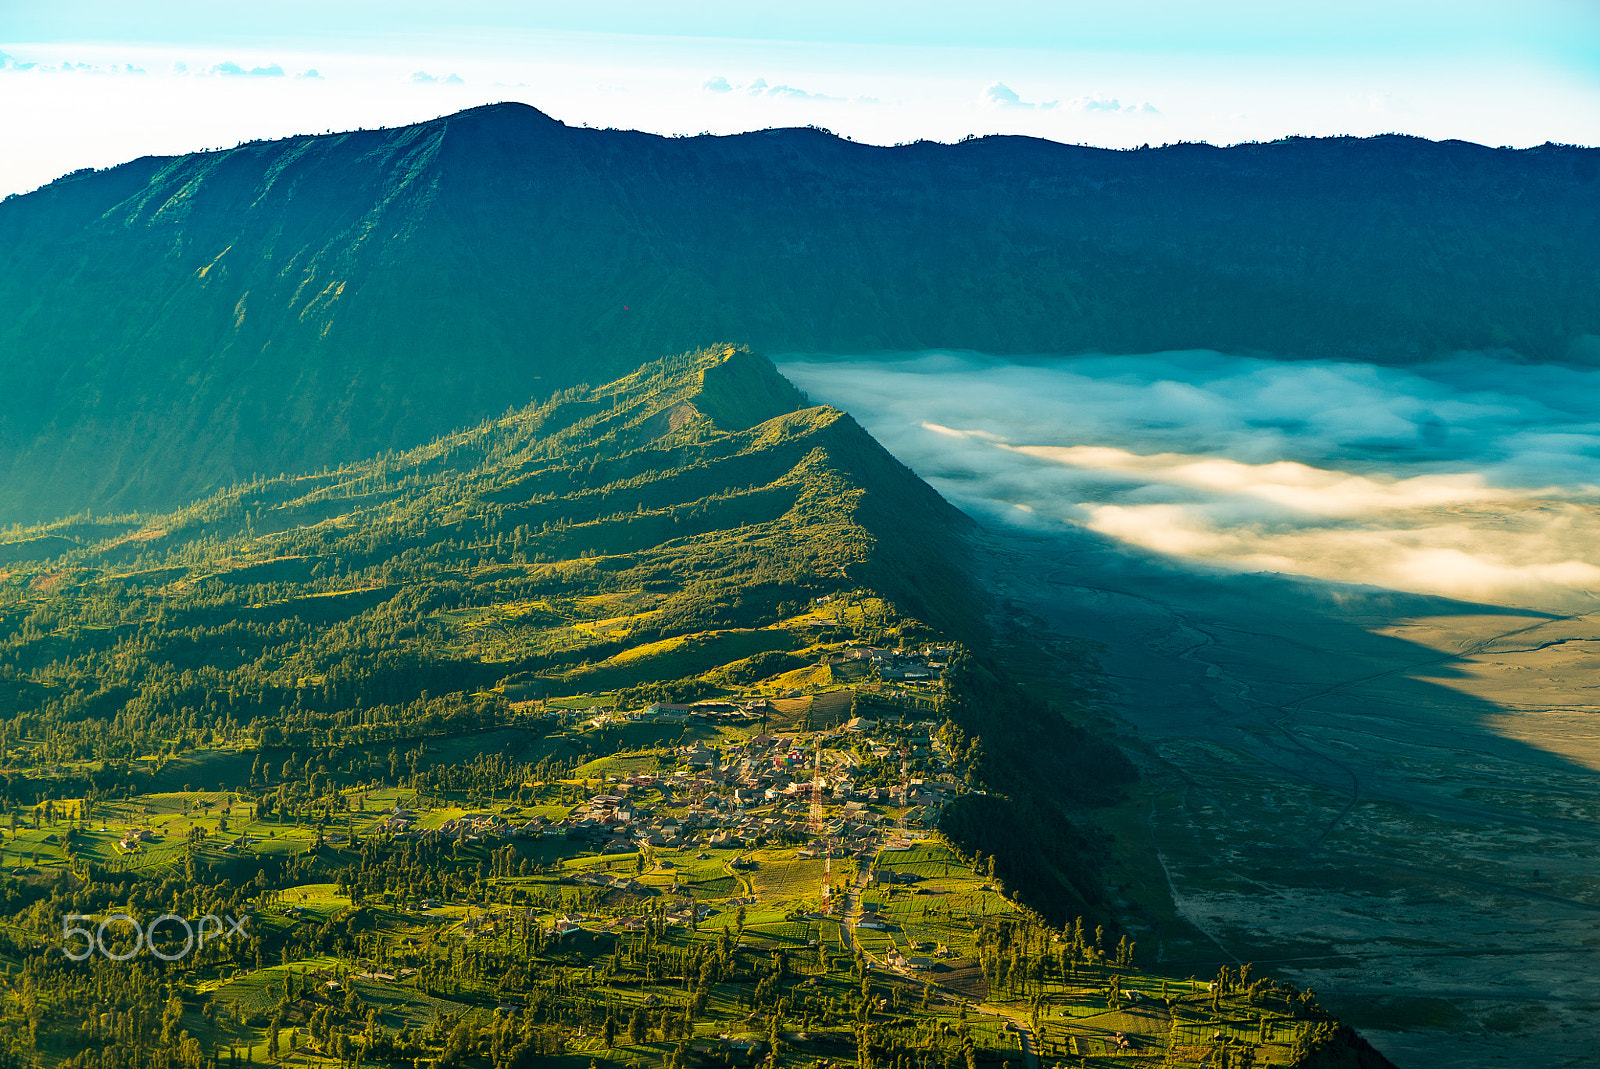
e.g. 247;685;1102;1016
778;350;1600;611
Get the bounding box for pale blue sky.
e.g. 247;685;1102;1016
3;1;1597;196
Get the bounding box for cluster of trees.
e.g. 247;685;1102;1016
975;916;1134;1000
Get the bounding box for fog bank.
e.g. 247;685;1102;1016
780;351;1600;610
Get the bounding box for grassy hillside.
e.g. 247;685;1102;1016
0;344;981;777
0;102;1595;521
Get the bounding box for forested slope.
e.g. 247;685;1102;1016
1;102;1595;521
0;346;978;777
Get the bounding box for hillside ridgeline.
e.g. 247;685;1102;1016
1;103;1596;521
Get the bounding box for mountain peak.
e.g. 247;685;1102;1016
691;346;811;432
444;100;564;128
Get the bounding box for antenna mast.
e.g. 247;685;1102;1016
812;739;832;903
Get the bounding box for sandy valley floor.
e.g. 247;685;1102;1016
983;526;1600;1068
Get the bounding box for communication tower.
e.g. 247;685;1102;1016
809;740;825;837
811;739;832;903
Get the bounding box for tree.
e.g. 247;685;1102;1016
629;1006;648;1045
603;1015;617;1048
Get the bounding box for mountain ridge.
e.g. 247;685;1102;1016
2;102;1596;523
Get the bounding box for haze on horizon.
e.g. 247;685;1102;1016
3;0;1598;198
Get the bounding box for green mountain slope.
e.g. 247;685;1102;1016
0;345;978;749
1;102;1596;522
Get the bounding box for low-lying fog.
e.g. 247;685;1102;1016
780;350;1600;612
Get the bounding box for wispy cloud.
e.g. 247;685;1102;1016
703;75;842;101
212;61;284;78
782;351;1600;611
982;84;1159;116
0;52;145;75
409;71;466;85
1066;93;1160;115
982;82;1057;110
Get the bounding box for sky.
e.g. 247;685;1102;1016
781;351;1600;613
3;1;1598;197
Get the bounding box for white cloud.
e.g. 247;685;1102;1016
297;69;323;80
981;84;1160;116
1073;93;1121;112
982;82;1058;110
713;76;841;101
1080;503;1600;607
0;52;150;76
700;75;842;101
1065;93;1161;115
212;61;285;78
409;71;465;85
984;82;1022;105
770;84;836;100
1006;445;1514;517
782;351;1600;612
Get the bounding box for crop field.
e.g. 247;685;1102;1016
276;883;352;919
742;918;818;949
746;854;828;904
807;688;855;726
571;752;662;778
683;875;739;900
875;883;1017;958
652;849;727;883
552;627;805;691
1032;1000;1310;1066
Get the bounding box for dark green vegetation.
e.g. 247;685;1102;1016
2;101;1596;522
0;346;976;772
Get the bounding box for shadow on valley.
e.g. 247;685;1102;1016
981;519;1600;1067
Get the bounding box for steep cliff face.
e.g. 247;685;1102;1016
1291;1022;1400;1069
1;101;1595;522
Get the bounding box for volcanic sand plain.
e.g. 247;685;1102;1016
982;525;1600;1069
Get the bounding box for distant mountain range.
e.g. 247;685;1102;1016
1;102;1595;523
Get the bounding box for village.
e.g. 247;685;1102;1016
381;719;957;856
